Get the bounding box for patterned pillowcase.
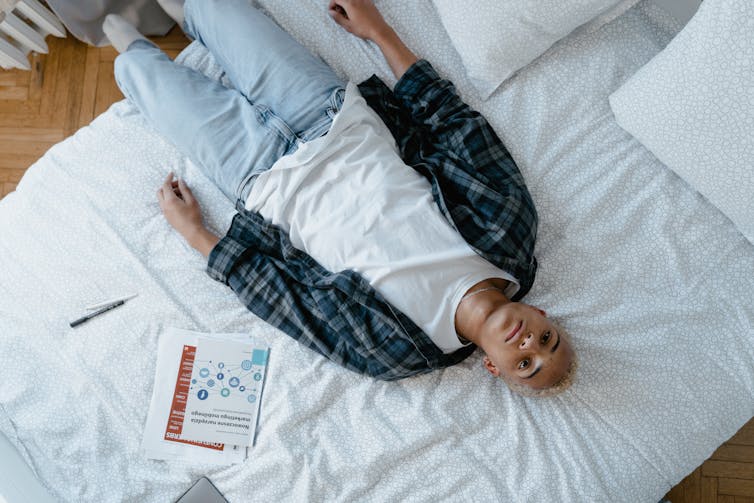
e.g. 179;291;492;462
431;0;639;100
609;0;754;245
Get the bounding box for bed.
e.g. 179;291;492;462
1;0;753;501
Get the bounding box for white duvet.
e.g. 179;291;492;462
1;1;752;501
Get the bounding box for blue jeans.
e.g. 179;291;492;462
113;0;346;205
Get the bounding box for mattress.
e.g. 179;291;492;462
1;1;752;501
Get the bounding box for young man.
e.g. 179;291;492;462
105;0;576;397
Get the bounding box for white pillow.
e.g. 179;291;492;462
431;0;639;100
609;0;754;245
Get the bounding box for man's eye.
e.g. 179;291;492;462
541;331;551;344
518;359;530;370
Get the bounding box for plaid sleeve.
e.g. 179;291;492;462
206;210;458;380
207;232;248;284
392;60;527;196
387;60;539;297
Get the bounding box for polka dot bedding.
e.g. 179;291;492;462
0;1;751;501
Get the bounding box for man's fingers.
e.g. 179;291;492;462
178;179;195;203
162;175;178;201
328;3;348;23
159;172;195;206
162;172;176;199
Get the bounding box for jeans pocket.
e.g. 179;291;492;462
327;87;346;119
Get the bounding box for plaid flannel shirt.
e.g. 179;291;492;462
207;60;538;380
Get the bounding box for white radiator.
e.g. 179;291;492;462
0;0;66;70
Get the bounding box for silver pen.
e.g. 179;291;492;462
85;293;138;310
70;297;133;328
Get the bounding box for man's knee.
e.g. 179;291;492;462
113;43;163;100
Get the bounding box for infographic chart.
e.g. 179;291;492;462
181;338;269;446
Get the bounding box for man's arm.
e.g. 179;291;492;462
328;0;417;80
331;2;538;294
156;173;447;380
205;210;453;381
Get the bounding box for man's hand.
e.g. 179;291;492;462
157;172;219;257
328;0;418;81
328;0;390;42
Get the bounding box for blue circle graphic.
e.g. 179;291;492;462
241;360;252;371
217;373;224;380
207;379;215;387
247;394;256;403
197;389;208;400
191;379;196;384
229;377;240;388
199;368;210;378
218;362;225;369
221;388;230;397
239;386;246;392
253;373;262;381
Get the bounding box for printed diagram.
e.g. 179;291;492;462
189;349;268;405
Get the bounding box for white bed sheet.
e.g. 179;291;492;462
1;1;753;501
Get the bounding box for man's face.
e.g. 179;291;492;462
482;302;574;390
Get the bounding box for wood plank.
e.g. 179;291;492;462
0;65;31;86
720;496;736;503
718;478;754;497
712;445;754;463
0;152;42;170
729;424;754;447
1;181;17;196
98;46;118;62
36;36;64;119
163;49;184;59
701;476;717;503
77;45;99;129
14;64;30;86
0;127;63;143
93;63;123;117
0;71;19;85
0;114;68;128
0;101;40;118
703;461;754;480
0;168;26;182
734;497;754;503
62;41;88;137
667;483;686;503
49;37;74;125
0;86;29;100
684;467;702;503
0;140;54;158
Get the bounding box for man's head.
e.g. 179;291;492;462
479;302;576;397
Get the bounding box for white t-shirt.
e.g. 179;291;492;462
246;82;518;353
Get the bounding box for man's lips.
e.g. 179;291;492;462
505;320;523;343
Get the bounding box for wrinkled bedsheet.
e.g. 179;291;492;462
1;1;752;501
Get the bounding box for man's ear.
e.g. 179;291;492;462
530;305;546;317
483;355;501;377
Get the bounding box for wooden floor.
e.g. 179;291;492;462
1;28;753;503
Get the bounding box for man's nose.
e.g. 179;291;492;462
519;332;536;349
